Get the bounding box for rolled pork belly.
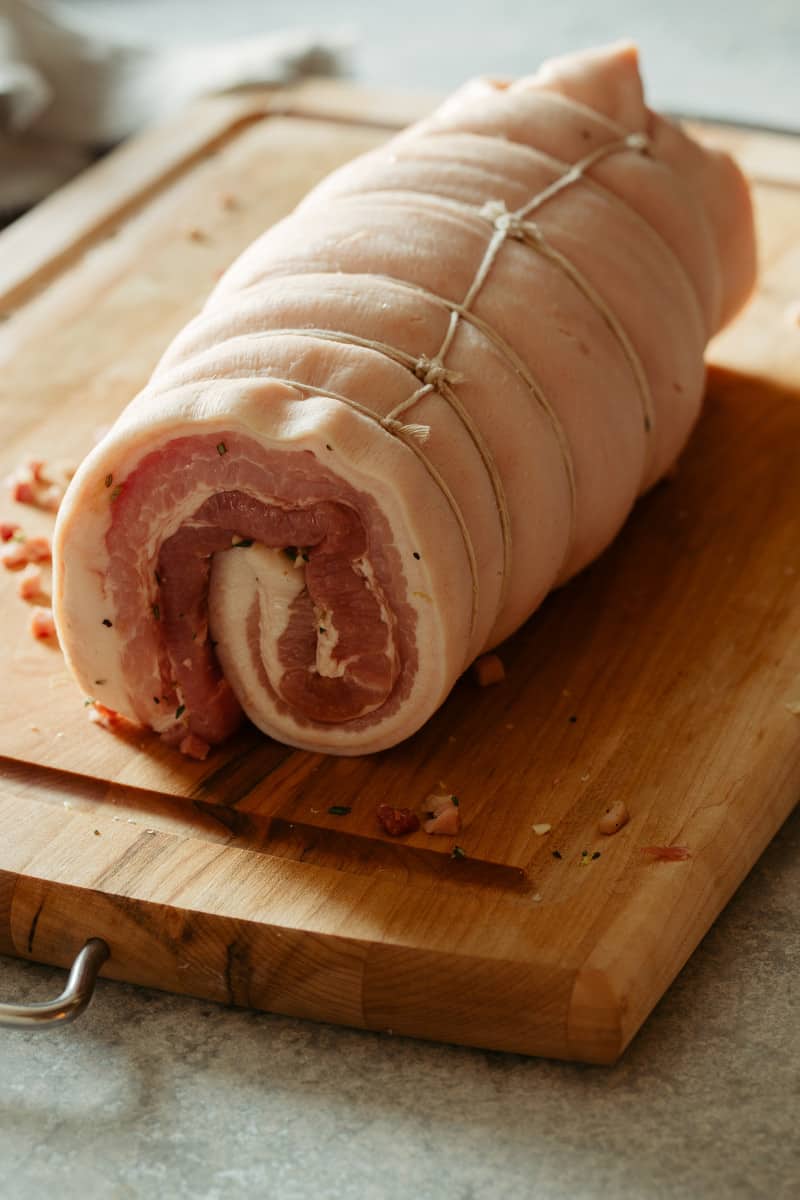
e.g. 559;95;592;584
53;42;756;756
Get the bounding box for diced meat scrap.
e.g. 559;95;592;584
7;459;74;513
29;606;57;640
376;804;420;836
598;800;630;835
3;534;52;568
472;653;506;686
25;536;52;563
11;479;36;505
17;565;45;601
179;733;211;761
422;792;462;835
1;540;29;570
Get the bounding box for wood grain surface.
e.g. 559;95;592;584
1;82;798;1062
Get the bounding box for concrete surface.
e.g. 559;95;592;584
2;803;798;1199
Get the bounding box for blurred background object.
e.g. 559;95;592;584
0;0;350;217
1;0;798;220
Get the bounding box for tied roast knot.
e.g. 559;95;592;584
625;131;651;154
479;199;527;240
413;355;459;391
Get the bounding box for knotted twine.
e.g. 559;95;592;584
239;130;655;643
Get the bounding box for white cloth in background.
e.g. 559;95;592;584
0;0;350;213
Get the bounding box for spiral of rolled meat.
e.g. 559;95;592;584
53;42;756;755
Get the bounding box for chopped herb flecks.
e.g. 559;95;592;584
94;679;107;686
153;697;160;704
413;551;421;560
152;604;160;620
233;538;253;548
450;845;467;860
552;850;562;860
216;442;227;456
592;851;601;860
328;805;351;816
175;704;186;719
104;473;113;488
84;698;95;707
110;486;122;501
451;796;460;807
319;626;327;634
102;618;112;628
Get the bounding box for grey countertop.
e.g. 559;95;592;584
2;804;798;1199
68;0;800;130
3;3;800;1197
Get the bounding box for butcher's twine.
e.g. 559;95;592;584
296;129;652;642
220;126;655;646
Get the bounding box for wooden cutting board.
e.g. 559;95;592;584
1;81;799;1063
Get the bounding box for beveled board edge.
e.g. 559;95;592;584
3;709;799;1065
0;791;590;1060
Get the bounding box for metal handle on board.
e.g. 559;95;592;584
0;938;109;1029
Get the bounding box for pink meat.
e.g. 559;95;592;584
104;431;415;745
179;733;211;761
7;459;73;513
52;43;756;756
2;534;51;570
17;564;46;601
423;795;462;836
29;606;56;640
377;805;421;837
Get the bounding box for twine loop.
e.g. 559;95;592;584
412;354;462;391
479;199;527;240
625;131;651;154
265;128;656;647
380;417;432;442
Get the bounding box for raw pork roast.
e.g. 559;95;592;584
53;43;756;756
